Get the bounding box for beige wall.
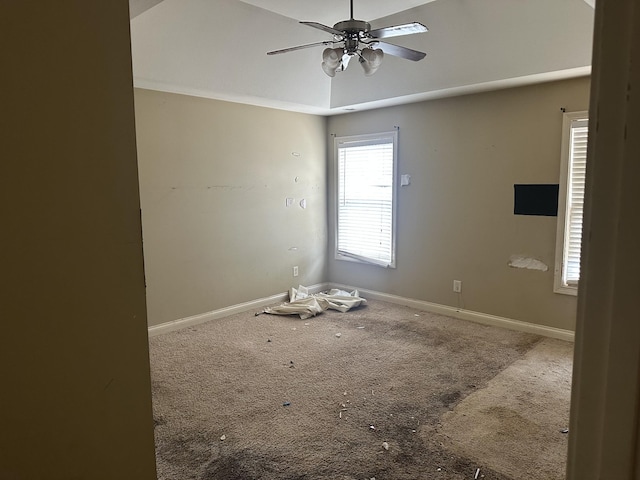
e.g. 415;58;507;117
328;77;591;331
1;2;157;479
134;90;328;326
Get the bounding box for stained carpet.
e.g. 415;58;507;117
149;299;572;479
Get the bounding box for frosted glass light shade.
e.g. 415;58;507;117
322;47;343;77
360;48;384;76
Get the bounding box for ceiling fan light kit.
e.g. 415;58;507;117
267;0;428;77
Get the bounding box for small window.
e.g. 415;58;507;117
335;131;398;268
554;111;588;295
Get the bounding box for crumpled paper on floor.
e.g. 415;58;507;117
262;285;367;320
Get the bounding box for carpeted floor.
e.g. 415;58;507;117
149;299;573;480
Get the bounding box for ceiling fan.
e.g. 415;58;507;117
267;0;428;77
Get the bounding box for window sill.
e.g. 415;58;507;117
335;252;395;269
554;284;578;296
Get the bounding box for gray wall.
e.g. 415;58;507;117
135;90;328;326
328;77;591;331
135;78;589;332
1;1;157;478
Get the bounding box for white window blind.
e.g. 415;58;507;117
335;132;397;268
564;120;588;285
555;112;588;294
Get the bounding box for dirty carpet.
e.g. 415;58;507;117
149;299;573;480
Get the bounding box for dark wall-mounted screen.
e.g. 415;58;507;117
514;184;559;216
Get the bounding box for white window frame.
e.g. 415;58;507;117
334;131;398;268
554;111;588;295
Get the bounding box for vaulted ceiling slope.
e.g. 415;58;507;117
130;0;594;115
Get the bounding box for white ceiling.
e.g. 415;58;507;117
237;0;438;27
130;0;594;115
131;0;440;24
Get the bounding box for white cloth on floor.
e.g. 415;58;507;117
263;285;367;319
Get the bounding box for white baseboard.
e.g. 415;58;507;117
148;282;574;342
331;283;575;342
147;283;330;337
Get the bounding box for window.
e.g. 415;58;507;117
335;131;398;268
554;111;588;295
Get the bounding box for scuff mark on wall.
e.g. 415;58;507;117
206;185;247;190
508;254;549;271
168;185;258;191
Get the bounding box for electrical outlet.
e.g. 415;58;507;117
453;280;462;293
293;266;299;277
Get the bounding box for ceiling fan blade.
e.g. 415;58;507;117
369;41;426;61
267;40;335;56
300;21;344;37
368;22;428;39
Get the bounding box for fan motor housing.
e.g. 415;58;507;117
333;19;371;35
